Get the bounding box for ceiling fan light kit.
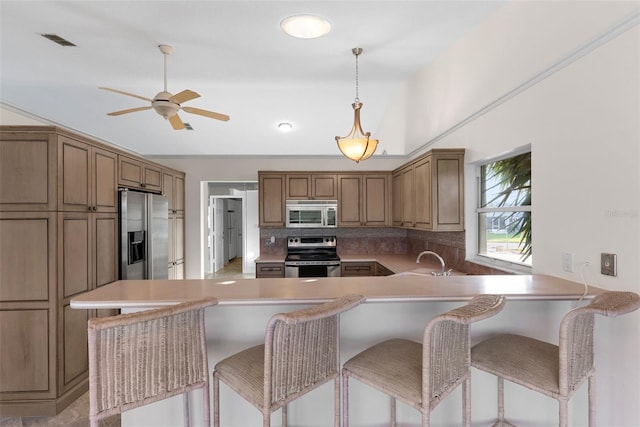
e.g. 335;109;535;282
335;47;378;163
100;44;229;130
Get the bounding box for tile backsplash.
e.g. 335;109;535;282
260;227;509;275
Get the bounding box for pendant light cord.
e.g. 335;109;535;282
353;47;362;104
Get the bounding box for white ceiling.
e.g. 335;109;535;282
0;1;502;156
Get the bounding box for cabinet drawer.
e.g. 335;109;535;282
256;262;285;278
341;262;376;277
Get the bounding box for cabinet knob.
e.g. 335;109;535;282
141;183;146;188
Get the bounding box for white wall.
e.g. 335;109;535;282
377;2;639;425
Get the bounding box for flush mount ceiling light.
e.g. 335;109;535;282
278;122;293;132
281;15;331;39
335;48;378;163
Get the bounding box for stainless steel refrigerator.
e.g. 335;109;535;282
119;189;169;280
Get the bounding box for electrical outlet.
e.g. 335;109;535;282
601;253;617;276
562;252;574;272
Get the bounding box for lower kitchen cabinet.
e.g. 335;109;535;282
256;262;285;278
0;211;100;416
341;261;377;277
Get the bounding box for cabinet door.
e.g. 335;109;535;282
59;213;92;298
175;212;184;266
0;131;57;211
392;172;403;226
0;309;52;396
92;147;118;213
341;261;376;277
363;174;389;226
259;174;285;227
163;172;175;212
337;174;362;226
256;262;285;278
61;304;89;390
0;212;56;302
401;166;414;227
58;136;90;212
414;156;433;229
93;213;118;288
118;155;144;189
434;155;464;230
142;163;162;193
174;174;185;212
311;174;337;199
285;174;311;199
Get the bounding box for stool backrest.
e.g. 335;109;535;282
88;297;218;424
423;294;506;406
559;291;640;395
263;294;365;409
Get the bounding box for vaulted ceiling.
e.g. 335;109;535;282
0;1;502;156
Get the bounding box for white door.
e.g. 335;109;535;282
211;197;225;272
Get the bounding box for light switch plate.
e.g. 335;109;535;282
601;253;617;276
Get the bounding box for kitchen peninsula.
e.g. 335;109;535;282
71;274;606;426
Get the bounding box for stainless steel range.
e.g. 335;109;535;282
284;236;341;278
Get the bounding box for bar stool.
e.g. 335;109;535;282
212;294;365;427
471;291;640;427
342;294;506;427
87;297;218;427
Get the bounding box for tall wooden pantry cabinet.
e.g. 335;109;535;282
0;126;185;416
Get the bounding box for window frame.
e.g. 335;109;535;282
471;147;532;273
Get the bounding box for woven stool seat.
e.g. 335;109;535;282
471;291;640;427
342;294;506;427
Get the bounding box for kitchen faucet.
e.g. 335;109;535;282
416;250;452;276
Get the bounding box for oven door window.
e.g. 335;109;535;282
298;265;328;277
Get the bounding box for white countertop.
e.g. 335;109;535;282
70;274;604;309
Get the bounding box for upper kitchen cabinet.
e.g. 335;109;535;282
258;172;285;227
338;173;390;227
392;165;414;227
118;155;163;193
0;128;57;211
162;169;185;280
162;169;185;214
285;173;337;200
393;149;465;232
58;135;118;213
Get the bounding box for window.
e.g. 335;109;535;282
477;151;531;267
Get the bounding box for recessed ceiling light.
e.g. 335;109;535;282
278;122;293;132
281;15;331;39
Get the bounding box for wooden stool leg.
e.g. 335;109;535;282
342;372;350;427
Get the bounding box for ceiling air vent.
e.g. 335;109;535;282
41;34;76;47
184;123;194;131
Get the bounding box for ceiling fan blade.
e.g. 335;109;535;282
168;113;186;130
170;89;200;104
107;106;152;116
182;106;230;122
99;87;152;102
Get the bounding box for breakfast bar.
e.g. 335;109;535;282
71;274;608;426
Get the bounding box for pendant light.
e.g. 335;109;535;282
335;47;378;163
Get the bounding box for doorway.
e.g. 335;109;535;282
203;182;259;278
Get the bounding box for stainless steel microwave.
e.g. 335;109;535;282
285;200;337;228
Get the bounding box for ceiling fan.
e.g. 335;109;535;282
99;45;229;130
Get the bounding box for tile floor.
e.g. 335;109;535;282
1;259;249;426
